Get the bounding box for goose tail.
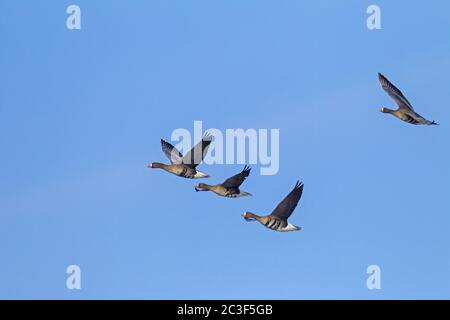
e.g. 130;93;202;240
193;171;210;179
284;224;303;232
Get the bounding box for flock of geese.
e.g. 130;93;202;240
146;73;439;232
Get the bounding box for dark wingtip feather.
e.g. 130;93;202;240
378;73;387;83
295;180;304;190
240;165;251;178
160;139;168;146
203;132;213;141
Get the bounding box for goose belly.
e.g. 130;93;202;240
171;166;196;178
225;191;245;198
261;219;300;232
401;116;420;125
217;188;241;198
182;171;197;179
261;219;285;231
396;112;420;125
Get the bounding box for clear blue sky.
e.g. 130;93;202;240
1;1;449;299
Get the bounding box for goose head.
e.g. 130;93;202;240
195;183;209;192
379;107;393;113
241;211;257;222
146;162;164;169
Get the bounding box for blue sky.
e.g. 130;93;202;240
1;0;449;299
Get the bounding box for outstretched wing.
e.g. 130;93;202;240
182;133;213;168
378;73;414;111
221;166;251;188
270;181;304;220
161;139;183;164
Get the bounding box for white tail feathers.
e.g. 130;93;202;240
193;171;210;179
281;224;303;232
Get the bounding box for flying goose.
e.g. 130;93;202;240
147;134;212;179
195;166;252;198
378;73;438;125
241;181;304;232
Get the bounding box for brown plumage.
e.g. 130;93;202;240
242;181;304;232
195;166;252;198
147;134;212;179
378;73;438;125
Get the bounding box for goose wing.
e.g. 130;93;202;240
269;181;304;221
221;166;251;188
378;73;414;111
182;133;213;168
161;139;183;164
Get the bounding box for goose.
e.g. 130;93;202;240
147;134;212;179
195;166;252;198
241;181;304;232
378;73;438;125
